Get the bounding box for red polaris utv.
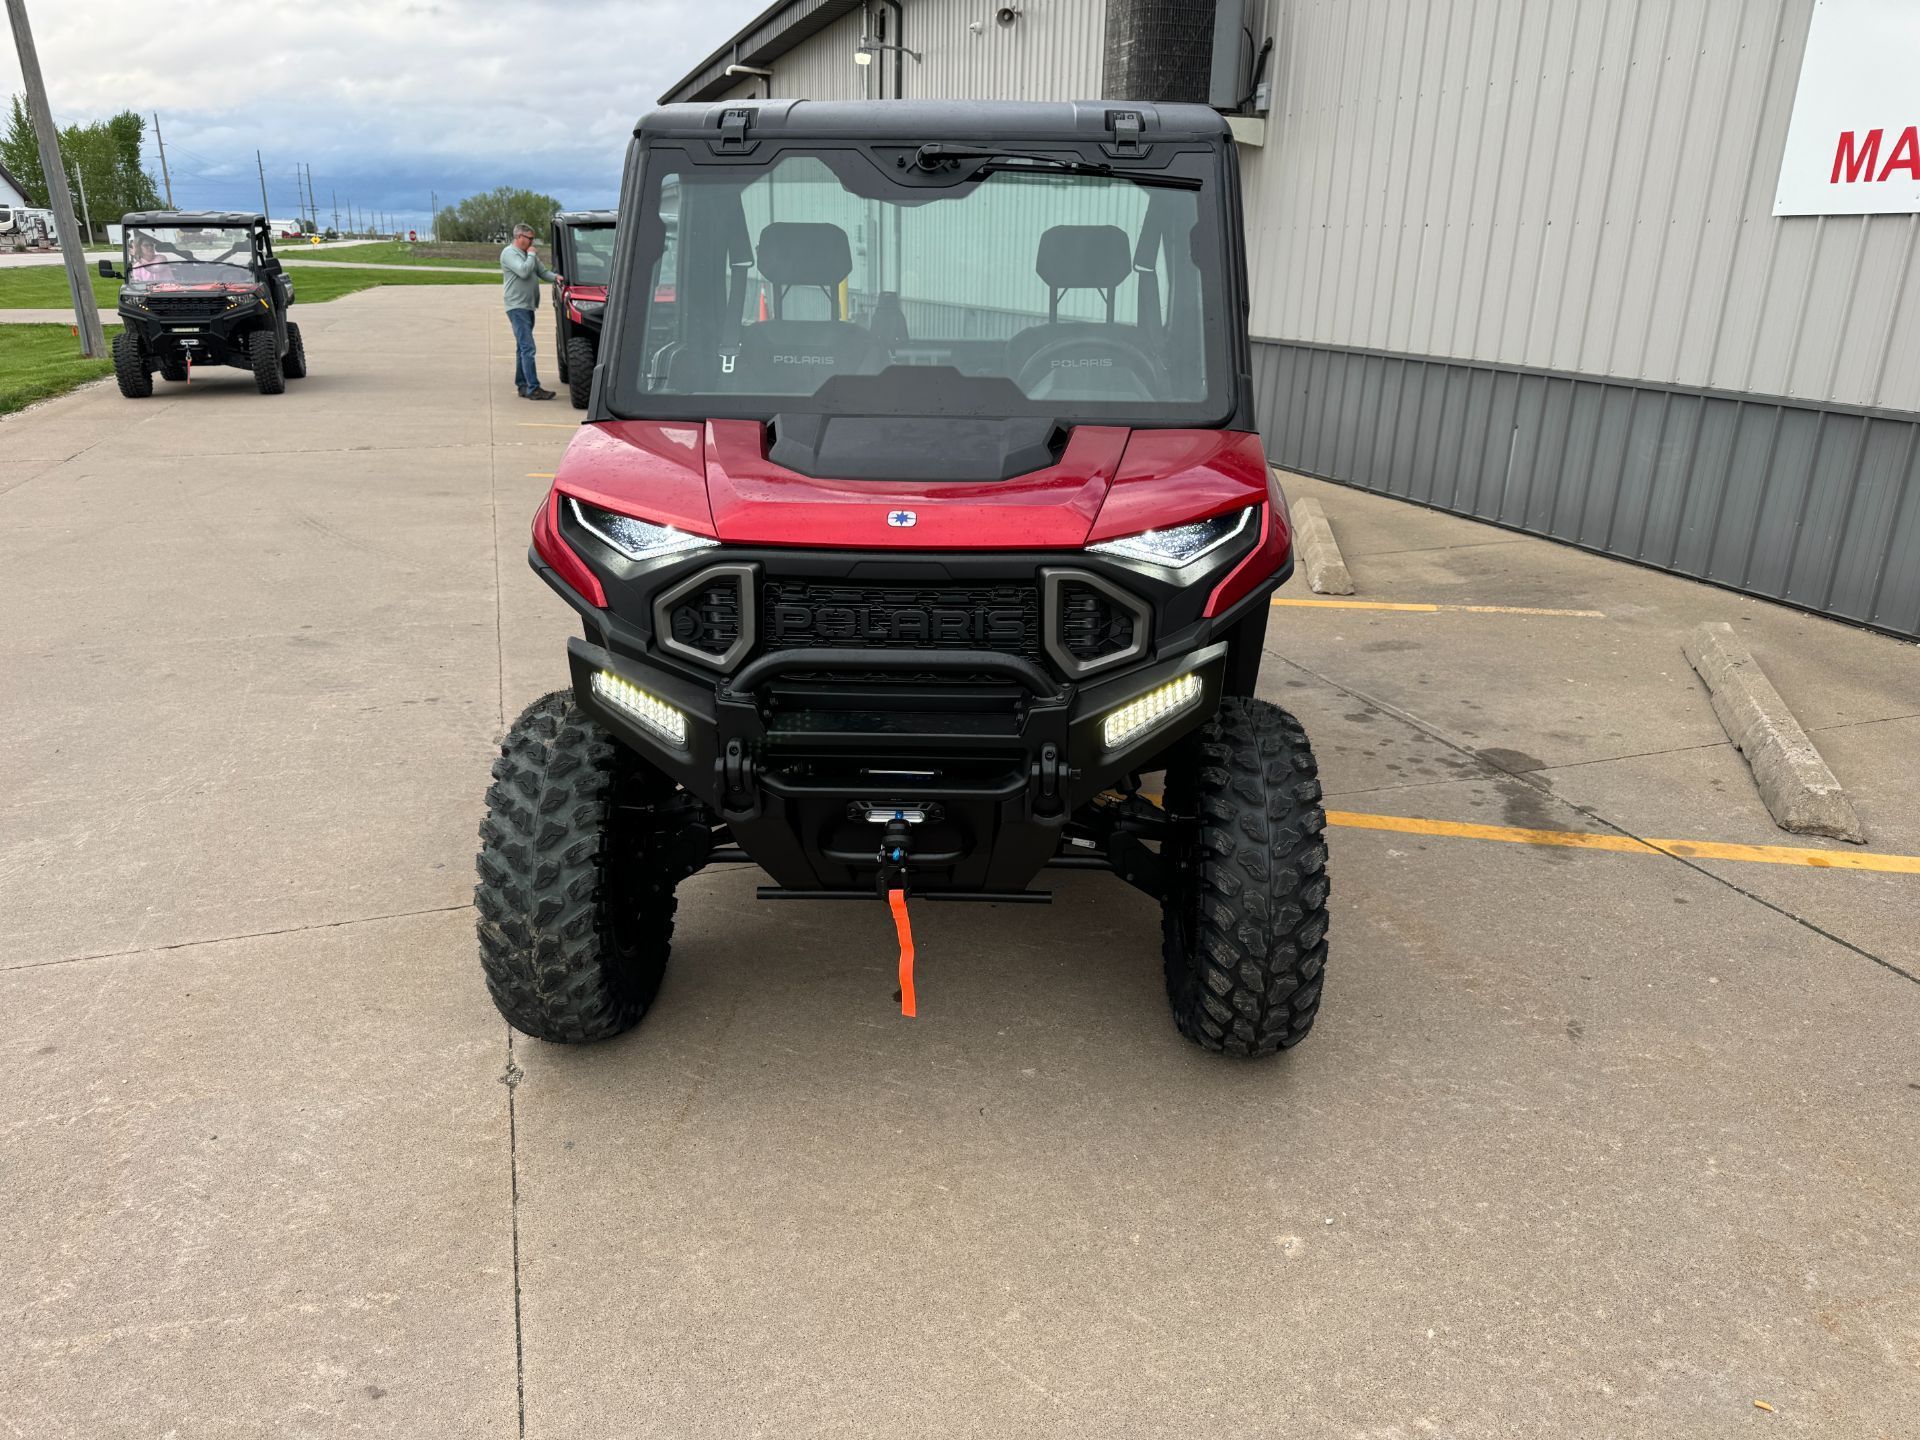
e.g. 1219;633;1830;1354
478;100;1329;1057
551;210;616;409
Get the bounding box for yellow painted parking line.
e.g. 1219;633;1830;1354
1326;810;1920;875
527;472;554;479
1271;597;1606;618
1126;792;1915;874
517;422;577;429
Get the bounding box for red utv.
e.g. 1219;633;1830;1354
551;209;616;409
478;100;1329;1057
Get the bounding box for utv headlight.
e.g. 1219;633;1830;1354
1101;672;1203;750
1087;505;1256;572
590;671;687;747
569;497;718;563
572;300;605;318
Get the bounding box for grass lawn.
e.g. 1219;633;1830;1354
0;262;493;311
0;323;120;417
272;239;502;268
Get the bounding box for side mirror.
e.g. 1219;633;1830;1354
98;260;122;279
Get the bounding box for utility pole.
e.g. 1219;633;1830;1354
304;164;318;230
152;110;174;207
5;0;106;356
429;189;436;240
331;189;338;232
70;161;91;245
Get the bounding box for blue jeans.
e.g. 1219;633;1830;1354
507;308;540;394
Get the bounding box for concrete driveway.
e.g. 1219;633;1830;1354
4;285;1917;1438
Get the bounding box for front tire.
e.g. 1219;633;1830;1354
112;331;153;398
565;336;595;409
282;322;307;379
248;328;285;394
159;352;189;383
1160;697;1330;1056
475;692;689;1043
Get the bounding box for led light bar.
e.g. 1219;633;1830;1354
1101;672;1203;750
590;670;687;747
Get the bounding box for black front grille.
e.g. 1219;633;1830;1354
667;581;743;658
1058;581;1136;663
143;295;230;318
760;580;1042;658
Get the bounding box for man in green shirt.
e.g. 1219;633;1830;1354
501;223;563;400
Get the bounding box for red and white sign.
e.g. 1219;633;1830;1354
1775;0;1920;216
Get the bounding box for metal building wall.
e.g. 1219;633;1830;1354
718;0;1107;104
1240;0;1920;637
679;0;1920;635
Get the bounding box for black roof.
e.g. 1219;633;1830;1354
635;99;1230;145
121;210;263;226
555;210;617;225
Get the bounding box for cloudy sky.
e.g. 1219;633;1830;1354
2;0;766;229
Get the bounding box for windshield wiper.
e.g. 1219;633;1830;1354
912;143;1201;190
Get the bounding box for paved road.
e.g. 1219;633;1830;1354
3;285;1917;1438
0;240;382;268
0;248;116;268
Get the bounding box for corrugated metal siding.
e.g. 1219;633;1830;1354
746;8;873;100
1242;0;1920;413
667;0;867;102
910;0;1107;100
724;0;1107;103
1254;338;1920;638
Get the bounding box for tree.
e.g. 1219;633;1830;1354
2;97;162;239
433;186;563;243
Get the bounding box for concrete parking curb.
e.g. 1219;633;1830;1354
1289;496;1355;594
1684;622;1865;843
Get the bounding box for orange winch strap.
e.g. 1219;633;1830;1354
888;887;916;1018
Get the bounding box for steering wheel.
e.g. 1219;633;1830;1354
1012;333;1165;400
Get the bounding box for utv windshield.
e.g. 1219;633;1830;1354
612;147;1231;423
567;224;616;286
125;225;257;284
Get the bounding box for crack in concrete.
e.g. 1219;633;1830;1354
4;903;469;973
1320;737;1740;799
505;1026;528;1440
1269;648;1919;989
488;306;508;734
1338;536;1533;560
1808;709;1920;734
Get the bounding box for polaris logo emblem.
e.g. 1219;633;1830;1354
887;510;917;528
770;604;1026;646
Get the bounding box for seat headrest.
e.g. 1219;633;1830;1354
757;222;852;287
1036;225;1131;291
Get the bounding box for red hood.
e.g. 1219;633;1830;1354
549;420;1270;550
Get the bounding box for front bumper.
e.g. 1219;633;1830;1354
566;630;1227;895
119;300;271;366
